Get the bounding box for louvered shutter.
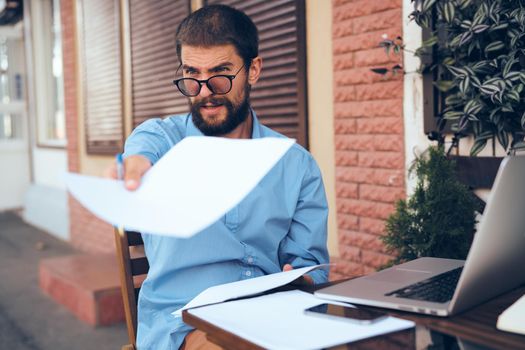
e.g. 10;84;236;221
205;0;308;147
129;0;190;127
80;0;123;154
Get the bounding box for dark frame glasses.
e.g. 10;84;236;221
173;65;245;97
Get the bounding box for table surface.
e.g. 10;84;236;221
182;282;525;349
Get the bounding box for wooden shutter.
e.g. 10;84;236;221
129;0;190;127
205;0;308;147
80;0;123;154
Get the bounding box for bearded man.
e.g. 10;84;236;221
112;4;329;349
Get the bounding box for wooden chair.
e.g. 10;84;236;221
114;227;149;350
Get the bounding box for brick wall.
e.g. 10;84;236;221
61;0;115;254
331;0;405;279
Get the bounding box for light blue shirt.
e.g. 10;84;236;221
124;111;329;350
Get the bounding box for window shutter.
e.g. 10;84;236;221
80;0;123;154
129;0;190;127
205;0;308;147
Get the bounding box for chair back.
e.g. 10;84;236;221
114;227;149;348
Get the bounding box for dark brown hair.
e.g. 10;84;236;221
175;4;259;68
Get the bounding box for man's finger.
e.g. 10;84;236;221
124;155;151;191
283;264;293;272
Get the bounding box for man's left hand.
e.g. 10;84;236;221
282;264;314;284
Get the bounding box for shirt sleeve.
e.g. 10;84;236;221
278;153;330;284
123;118;178;164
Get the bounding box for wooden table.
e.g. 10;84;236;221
182;284;525;349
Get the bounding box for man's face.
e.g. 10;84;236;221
180;45;251;136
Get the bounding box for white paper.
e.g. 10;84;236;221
188;290;415;350
65;136;294;238
173;264;328;317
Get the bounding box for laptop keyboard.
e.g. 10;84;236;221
385;267;463;303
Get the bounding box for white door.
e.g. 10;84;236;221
0;25;30;211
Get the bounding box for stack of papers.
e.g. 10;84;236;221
188;290;415;350
65;136;294;237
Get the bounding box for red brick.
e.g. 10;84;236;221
337;213;359;230
336;198;395;219
360;184;405;203
332;20;354;39
339;244;361;262
353;9;402;34
335;135;375;151
333;53;354;70
335;151;359;166
375;135;403;152
334;86;356;102
333;0;401;21
357;151;404;169
334;99;402;118
361;249;394;269
360;217;387;235
339;230;388;253
333;28;400;54
336;182;358;199
356;117;403;134
330;258;364;279
354;47;400;67
334;67;394;85
334;119;357;134
354;81;403;101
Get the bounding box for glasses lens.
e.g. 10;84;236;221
208;76;232;95
177;79;200;96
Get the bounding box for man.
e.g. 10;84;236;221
111;5;329;349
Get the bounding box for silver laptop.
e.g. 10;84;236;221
316;155;525;316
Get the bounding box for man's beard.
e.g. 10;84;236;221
190;86;251;136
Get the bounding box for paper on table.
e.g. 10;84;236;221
65;136;294;238
173;264;329;317
188;290;415;350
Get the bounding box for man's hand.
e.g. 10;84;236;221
282;264;314;285
103;154;151;191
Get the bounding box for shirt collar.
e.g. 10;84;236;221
186;108;263;139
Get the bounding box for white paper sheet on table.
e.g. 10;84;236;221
65;136;294;238
172;264;329;317
188;290;415;350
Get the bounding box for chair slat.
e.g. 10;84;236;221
127;231;144;246
131;257;150;275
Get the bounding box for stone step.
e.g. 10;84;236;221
39;254;125;326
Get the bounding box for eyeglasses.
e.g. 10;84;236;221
173;65;245;97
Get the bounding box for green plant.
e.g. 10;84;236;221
381;146;481;266
411;0;525;155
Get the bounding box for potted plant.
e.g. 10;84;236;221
381;145;482;266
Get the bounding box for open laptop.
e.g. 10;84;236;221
316;155;525;316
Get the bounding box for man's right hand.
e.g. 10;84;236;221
104;154;152;191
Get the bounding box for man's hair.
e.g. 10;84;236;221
175;4;259;68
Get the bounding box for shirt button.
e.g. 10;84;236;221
247;257;254;264
245;270;252;277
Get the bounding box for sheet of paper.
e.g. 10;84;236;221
173;264;329;316
65;136;294;238
188;290;415;350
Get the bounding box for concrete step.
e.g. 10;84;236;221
39;254;125;326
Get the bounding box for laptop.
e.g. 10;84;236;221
316;155;525;316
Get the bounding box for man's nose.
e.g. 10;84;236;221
198;82;213;98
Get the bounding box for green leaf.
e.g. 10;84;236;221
443;1;456;24
521;111;525;130
458;0;473;10
434;80;454;92
459;76;470;94
497;129;509;150
506;90;520;103
423;0;437;12
447;65;468;78
484;41;505;54
470;138;488;156
443;111;463;120
472;24;489;33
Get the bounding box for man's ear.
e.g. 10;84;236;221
248;56;262;85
